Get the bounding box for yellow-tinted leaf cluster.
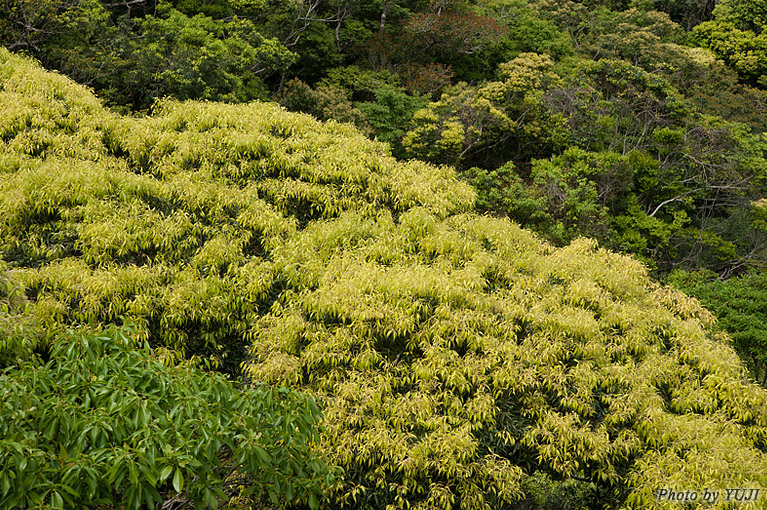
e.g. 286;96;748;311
0;48;473;373
247;215;767;508
0;261;37;362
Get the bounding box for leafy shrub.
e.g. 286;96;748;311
247;217;767;509
0;326;336;509
0;48;474;375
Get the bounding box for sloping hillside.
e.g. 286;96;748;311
1;49;766;509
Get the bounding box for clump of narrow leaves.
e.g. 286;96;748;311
0;326;336;510
0;260;37;365
247;216;767;509
0;47;473;375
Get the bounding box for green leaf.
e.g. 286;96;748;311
253;445;270;465
204;488;218;509
172;469;184;494
50;491;64;510
308;491;319;510
1;474;10;497
159;465;173;482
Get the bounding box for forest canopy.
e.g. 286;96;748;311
1;48;767;509
3;0;767;279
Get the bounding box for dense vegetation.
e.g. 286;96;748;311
4;0;767;374
1;48;767;509
0;327;335;509
671;269;767;387
4;0;767;507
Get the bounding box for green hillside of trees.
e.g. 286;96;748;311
4;0;767;370
2;46;767;509
3;0;767;507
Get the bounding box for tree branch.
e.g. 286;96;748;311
647;188;702;218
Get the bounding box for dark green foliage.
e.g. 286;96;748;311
278;78;372;130
357;85;426;154
522;148;622;243
111;10;294;110
521;472;599;510
462;163;546;222
0;0;295;111
0;0;99;53
170;0;234;18
647;0;714;30
681;56;767;133
287;22;345;82
0;326;335;509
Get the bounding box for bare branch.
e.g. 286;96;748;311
647;188;702;218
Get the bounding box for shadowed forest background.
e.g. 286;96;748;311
2;0;767;508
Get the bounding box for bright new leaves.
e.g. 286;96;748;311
1;49;767;509
246;214;767;508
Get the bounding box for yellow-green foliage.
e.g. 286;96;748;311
249;220;767;509
0;260;37;363
0;48;473;372
2;48;767;509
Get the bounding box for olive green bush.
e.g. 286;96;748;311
2;49;767;509
247;216;767;509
